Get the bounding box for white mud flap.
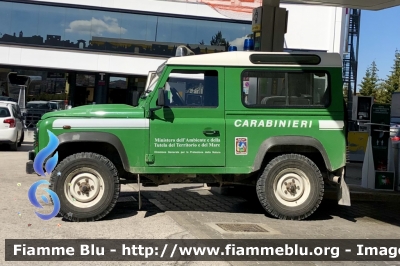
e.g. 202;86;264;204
338;167;351;206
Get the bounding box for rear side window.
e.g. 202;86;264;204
0;107;10;117
11;105;19;118
241;70;330;108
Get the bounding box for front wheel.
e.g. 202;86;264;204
256;154;324;220
50;152;120;222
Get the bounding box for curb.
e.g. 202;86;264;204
348;191;400;202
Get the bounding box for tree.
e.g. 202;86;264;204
210;31;230;50
373;83;387;103
379;49;400;104
359;61;379;97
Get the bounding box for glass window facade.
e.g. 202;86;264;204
0;69;68;102
0;1;251;57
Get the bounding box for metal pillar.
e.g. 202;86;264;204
94;73;108;104
342;9;361;118
253;0;288;52
67;73;76;107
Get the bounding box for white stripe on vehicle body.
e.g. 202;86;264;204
52;118;343;131
52;119;149;129
318;120;344;130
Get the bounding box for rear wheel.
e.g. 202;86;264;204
256;153;324;220
9;134;18;151
50;152;120;222
18;131;24;147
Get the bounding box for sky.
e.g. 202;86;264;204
356;5;400;92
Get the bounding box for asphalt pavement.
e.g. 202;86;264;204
1;130;400;266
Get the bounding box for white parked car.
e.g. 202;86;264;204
0;100;25;127
0;102;24;150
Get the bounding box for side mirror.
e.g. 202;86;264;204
132;91;139;107
157;88;165;107
148;88;165;117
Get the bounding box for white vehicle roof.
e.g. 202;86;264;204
0;100;17;105
168;73;204;80
0;102;13;108
27;101;49;104
166;51;342;68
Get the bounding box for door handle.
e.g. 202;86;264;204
203;130;219;135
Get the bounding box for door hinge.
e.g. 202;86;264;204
145;154;155;164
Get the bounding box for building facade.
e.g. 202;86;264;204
0;0;349;107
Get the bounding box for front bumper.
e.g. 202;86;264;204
26;150;36;174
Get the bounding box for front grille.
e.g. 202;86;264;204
25;109;51;128
25;114;42;128
33;129;38;148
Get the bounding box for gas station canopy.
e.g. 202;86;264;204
283;0;400;10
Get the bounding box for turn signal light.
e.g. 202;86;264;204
3;118;15;128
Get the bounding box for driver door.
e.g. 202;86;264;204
149;67;225;167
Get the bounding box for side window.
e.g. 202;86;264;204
163;70;218;108
16;106;21;116
0;107;10;117
11;105;18;118
241;70;330;108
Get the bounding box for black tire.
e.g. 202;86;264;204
18;131;24;147
9;134;18;151
49;152;120;222
256;153;324;220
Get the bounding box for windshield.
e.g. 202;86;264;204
27;103;51;109
50;103;58;109
156;61;166;76
141;61;165;98
143;75;159;97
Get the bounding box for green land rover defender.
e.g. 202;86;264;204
26;46;350;222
